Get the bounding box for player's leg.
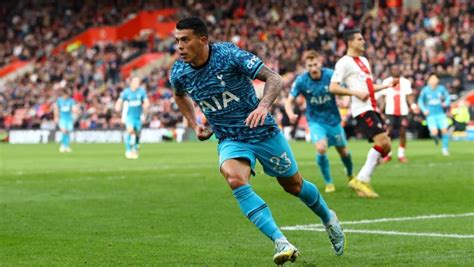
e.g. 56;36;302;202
218;141;295;264
426;115;440;145
438;115;450;156
309;123;334;191
63;120;73;152
255;132;344;256
134;120;142;153
124;121;135;159
58;119;67;152
398;117;409;162
382;116;394;163
331;124;353;180
335;146;353;180
351;112;389;198
277;173;344;256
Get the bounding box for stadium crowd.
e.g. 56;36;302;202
1;0;473;138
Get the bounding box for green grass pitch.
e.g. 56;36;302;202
1;140;473;266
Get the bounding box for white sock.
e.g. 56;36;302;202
357;148;382;183
398;146;405;158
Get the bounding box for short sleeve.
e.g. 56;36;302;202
140;88;148;100
119;90;127;100
169;62;185;94
228;43;264;80
331;59;346;84
290;77;302;97
380;77;392;96
404;79;413;95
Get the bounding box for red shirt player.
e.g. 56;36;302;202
378;65;415;163
329;28;397;198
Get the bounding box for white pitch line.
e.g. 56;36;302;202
282;227;474;239
283;212;474;229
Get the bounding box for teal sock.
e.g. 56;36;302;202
232;184;284;241
61;132;67;147
124;133;131;152
64;133;70;148
340;152;353;177
317;153;333;184
135;134;140;150
298;179;332;225
442;133;449;150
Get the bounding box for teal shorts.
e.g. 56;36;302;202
218;132;299;178
308;122;347;147
426;114;448;130
59;119;73;131
126;118;142;132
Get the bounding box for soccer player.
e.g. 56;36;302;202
285;50;354;193
170;17;344;265
54;89;77;153
379;65;415;163
417;73;451;156
329;29;397;198
115;76;149;159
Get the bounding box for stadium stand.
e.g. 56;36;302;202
0;0;473;138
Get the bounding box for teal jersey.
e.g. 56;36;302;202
56;97;75;121
120;87;147;120
170;42;279;143
418;85;450;116
290;68;341;125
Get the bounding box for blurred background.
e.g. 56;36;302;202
1;0;473;144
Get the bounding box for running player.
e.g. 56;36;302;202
170;17;345;265
379;65;414;163
417;73;451;156
285;50;354;193
115;76;149;159
54;89;77;153
329;28;397;198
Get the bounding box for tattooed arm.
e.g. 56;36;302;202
244;66;283;128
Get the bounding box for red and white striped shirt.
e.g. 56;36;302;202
379;76;412;116
331;55;377;117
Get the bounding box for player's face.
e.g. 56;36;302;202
305;58;322;79
175;29;207;64
391;66;401;77
349;33;365;52
130;77;140;91
428;75;439;88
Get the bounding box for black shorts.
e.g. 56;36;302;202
385;115;409;129
355;111;386;141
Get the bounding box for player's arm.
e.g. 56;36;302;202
284;95;299;124
441;86;451;108
378;95;386;114
174;92;213;141
417;89;428;115
373;78;399;92
245;65;282;128
53;104;59;123
329;82;369;101
72;102;79;120
114;98;123;113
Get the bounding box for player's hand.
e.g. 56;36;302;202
391;78;400;87
245;105;268;128
288;114;298;124
354;91;369;101
424;111;429;116
194;125;213;141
